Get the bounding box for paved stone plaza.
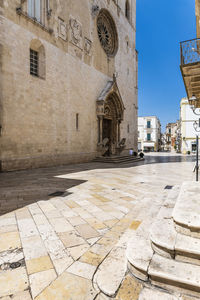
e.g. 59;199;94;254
0;154;198;299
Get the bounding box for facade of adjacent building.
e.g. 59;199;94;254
180;98;200;154
138;116;161;152
0;0;138;171
180;1;200;154
180;0;200;109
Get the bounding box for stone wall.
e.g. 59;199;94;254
0;0;138;171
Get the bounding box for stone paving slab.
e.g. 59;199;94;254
96;247;127;296
35;271;98;300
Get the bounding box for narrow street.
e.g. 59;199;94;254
0;154;196;299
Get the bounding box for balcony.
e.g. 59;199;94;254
180;38;200;107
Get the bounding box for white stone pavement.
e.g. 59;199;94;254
0;157;197;299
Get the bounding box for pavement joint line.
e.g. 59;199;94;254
27;205;60;278
14;210;31;298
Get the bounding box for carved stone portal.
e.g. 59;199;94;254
97;79;125;156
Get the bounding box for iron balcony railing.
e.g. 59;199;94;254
180;38;200;65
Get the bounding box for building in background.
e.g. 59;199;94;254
0;0;138;171
138;116;161;152
165;123;172;151
170;122;179;148
164;122;179;151
180;98;200;154
175;120;182;153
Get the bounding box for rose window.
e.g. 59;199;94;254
97;10;118;56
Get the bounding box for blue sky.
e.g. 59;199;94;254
136;0;196;131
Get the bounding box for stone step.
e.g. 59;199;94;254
127;230;200;296
172;182;200;238
150;183;200;265
93;156;144;164
149;254;200;296
127;187;180;281
127;183;200;298
175;233;200;265
150;218;176;258
150;217;200;265
126;230;153;281
138;287;179;300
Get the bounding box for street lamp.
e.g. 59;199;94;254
193;119;200;132
188;95;200;115
188;95;200;181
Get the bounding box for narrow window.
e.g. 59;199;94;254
98;118;100;143
147;120;151;128
125;0;130;21
28;0;41;22
30;49;38;77
76;114;79;131
147;133;151;141
127;124;130;133
28;0;34;18
30;40;46;79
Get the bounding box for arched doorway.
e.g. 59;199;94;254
97;79;125;156
102;93;122;155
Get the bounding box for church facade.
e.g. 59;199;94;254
0;0;138;171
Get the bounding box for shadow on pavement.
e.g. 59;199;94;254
0;154;196;216
0;168;86;216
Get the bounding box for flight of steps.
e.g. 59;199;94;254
126;182;200;298
93;155;144;164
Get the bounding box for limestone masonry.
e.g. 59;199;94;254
0;0;138;171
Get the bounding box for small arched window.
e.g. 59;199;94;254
125;0;130;22
30;39;46;79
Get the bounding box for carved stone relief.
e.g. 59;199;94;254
84;38;92;55
58;18;67;40
69;17;83;49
